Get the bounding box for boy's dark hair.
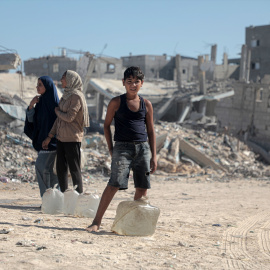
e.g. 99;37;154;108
123;66;144;81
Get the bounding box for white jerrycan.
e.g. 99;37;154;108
111;196;160;236
63;186;79;215
41;184;64;215
74;191;100;218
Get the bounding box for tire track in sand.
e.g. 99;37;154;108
258;219;270;261
221;212;270;269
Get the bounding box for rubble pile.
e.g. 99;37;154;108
206;79;234;94
155;122;270;179
1;121;270;185
0;128;36;183
82;122;270;180
82;134;111;176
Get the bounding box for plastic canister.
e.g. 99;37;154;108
63;187;79;215
41;184;64;215
111;196;160;236
74;192;100;218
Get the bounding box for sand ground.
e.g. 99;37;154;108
0;175;270;270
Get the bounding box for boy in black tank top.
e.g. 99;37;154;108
86;66;157;232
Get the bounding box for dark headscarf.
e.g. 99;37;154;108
25;76;59;151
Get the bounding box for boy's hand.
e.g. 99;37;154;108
150;157;157;174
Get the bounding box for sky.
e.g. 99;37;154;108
1;0;270;69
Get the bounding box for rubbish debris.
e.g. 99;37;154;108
0;176;9;183
21;216;32;221
34;218;44;224
16;240;36;247
36;246;47;251
0;229;11;234
1;119;270;184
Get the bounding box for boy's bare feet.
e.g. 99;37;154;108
86;222;100;232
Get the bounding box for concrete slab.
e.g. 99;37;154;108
0;53;21;70
179;138;226;171
0;104;26;123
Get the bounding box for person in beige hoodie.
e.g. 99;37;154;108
42;70;89;194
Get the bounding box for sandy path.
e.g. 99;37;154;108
0;175;269;270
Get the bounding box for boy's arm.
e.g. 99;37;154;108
145;99;157;174
104;97;120;156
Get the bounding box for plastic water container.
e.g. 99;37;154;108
63;187;79;215
41;184;64;215
74;192;100;218
111;197;160;236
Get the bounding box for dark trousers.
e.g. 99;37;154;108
56;141;83;194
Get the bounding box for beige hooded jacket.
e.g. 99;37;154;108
49;70;89;142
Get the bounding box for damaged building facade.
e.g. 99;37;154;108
215;24;270;159
245;24;270;83
3;24;270;175
5;24;270;150
24;55;77;81
24;52;123;82
121;53;198;82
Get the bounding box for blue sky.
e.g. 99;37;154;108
1;0;270;67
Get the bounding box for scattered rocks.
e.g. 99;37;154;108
0;121;269;185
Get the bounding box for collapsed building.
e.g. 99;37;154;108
2;23;270;175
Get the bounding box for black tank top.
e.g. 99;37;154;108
114;94;147;142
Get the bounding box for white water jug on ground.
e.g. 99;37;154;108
63;186;79;215
74;191;100;218
111;196;160;236
41;184;64;215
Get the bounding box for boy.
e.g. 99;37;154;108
86;66;157;232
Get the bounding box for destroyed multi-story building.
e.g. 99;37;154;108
24;54;77;81
228;24;270;83
215;24;270;160
4;24;270;168
24;53;123;84
245;24;270;83
121;53;198;82
91;57;122;80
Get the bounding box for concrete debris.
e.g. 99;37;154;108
154;122;270;179
0;129;36;183
1;120;270;186
0;53;21;70
16;240;36;247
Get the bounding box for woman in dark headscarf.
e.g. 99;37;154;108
42;70;89;194
24;76;59;198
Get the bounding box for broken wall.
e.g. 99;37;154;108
159;57;198;82
24;56;77;81
91;57;123;80
246;25;270;82
0;53;21;70
215;82;270;143
214;64;239;80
